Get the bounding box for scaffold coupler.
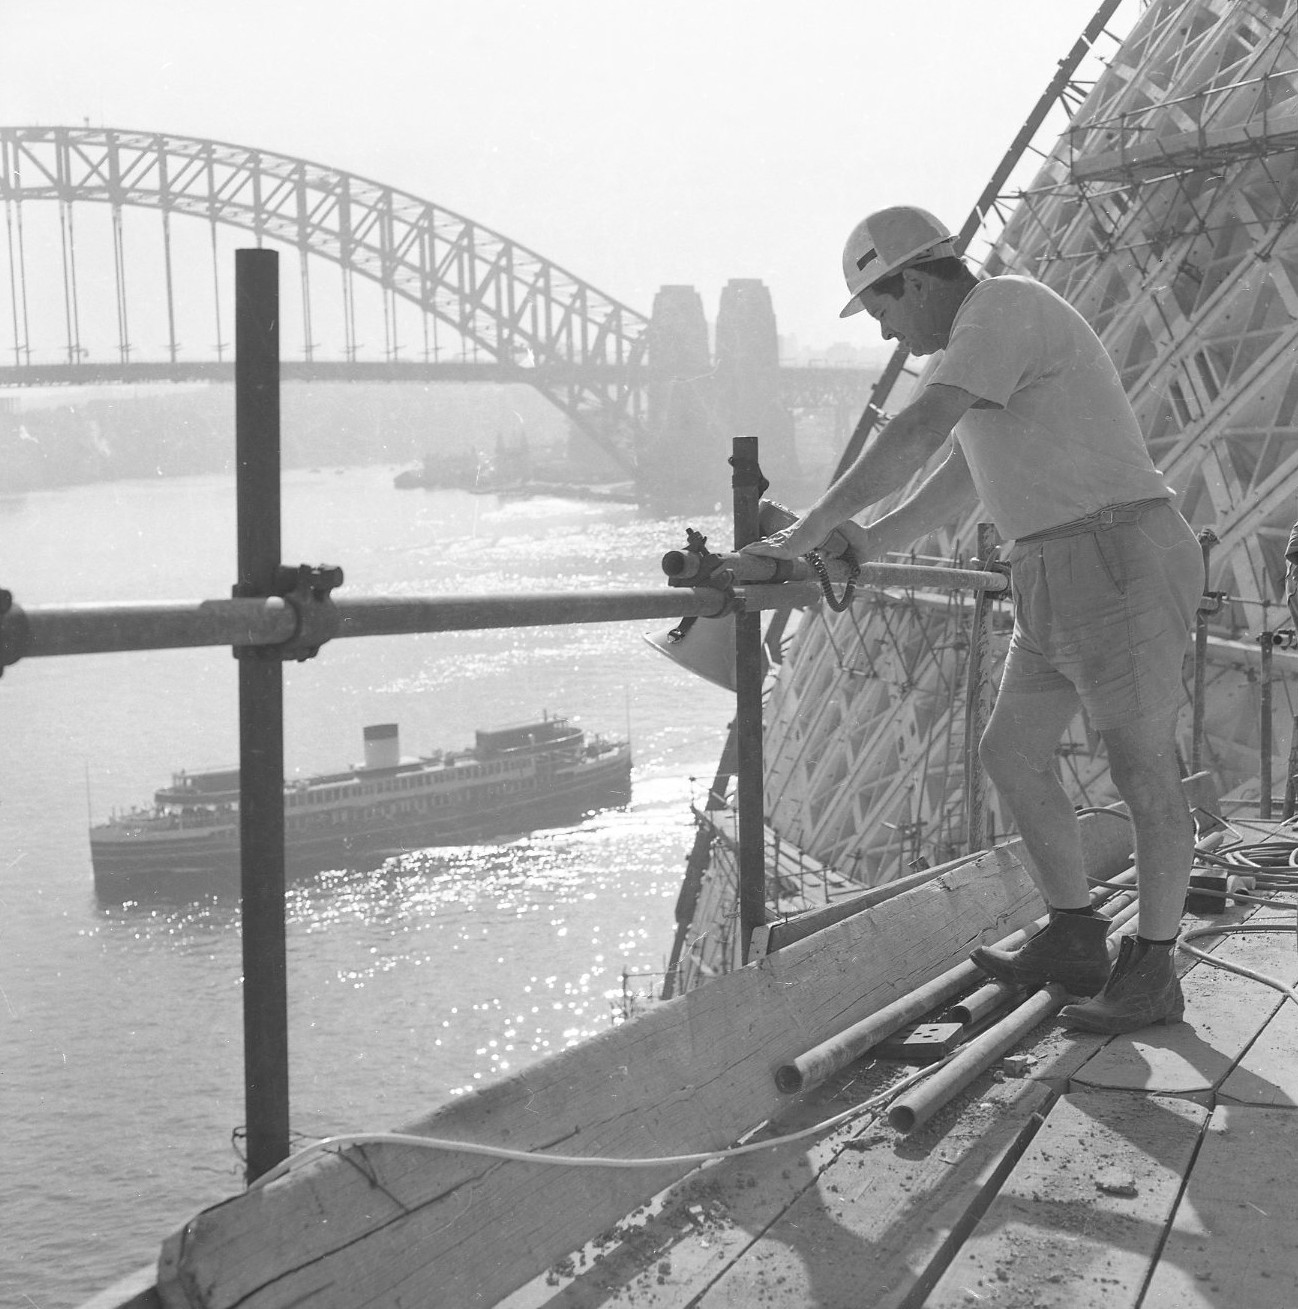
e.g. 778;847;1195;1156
233;563;344;661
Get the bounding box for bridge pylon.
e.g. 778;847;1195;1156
715;279;799;498
640;285;727;513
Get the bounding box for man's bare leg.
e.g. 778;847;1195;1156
1058;707;1192;1031
977;686;1089;909
971;686;1113;994
1098;706;1193;938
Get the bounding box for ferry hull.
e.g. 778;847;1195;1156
91;755;631;900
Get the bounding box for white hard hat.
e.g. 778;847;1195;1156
839;206;957;318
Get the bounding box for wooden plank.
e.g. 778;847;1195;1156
77;1265;164;1309
751;850;984;957
503;1076;1053;1309
499;1062;928;1308
1218;979;1298;1106
1142;1105;1298;1306
756;772;1213;959
924;1090;1206;1309
689;1080;1054;1309
1071;919;1298;1096
158;822;1136;1309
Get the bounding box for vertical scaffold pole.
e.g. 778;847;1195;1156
731;436;766;963
1259;630;1274;821
964;523;997;853
1191;529;1218;774
234;248;289;1182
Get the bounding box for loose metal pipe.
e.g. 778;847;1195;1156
888;984;1072;1133
775;867;1139;1095
775;955;995;1095
731;437;766;963
947;979;1023;1028
234;247;290;1183
888;897;1141;1134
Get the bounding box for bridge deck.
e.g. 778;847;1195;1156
503;863;1298;1309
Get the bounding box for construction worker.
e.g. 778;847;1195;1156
744;205;1204;1034
1287;522;1298;629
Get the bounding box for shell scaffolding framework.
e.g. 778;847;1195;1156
670;0;1298;990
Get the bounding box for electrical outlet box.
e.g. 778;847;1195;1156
875;1021;963;1064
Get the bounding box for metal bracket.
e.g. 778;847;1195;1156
661;528;744;615
970;548;1011;585
0;589;32;677
232;563;344;661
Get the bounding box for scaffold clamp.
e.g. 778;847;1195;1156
0;590;32;677
233;563;344;662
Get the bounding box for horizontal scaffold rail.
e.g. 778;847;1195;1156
4;567;1291;676
0;560;1014;666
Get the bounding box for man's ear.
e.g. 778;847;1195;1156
902;266;926;296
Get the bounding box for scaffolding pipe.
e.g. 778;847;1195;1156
947;979;1023;1028
0;589;736;666
664;550;1010;595
732;436;767;963
1260;631;1275;821
13;583;1297;676
1285;711;1298;821
775;868;1139;1095
888;897;1141;1134
889;983;1071;1133
964;523;998;852
1192;529;1217;773
234;247;290;1183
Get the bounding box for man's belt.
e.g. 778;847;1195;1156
1015;497;1170;545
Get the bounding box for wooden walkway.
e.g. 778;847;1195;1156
502;897;1298;1309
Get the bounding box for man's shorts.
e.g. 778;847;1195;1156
1001;500;1203;731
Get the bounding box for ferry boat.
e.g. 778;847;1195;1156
89;715;631;896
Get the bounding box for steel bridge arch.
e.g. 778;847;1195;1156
0;125;648;471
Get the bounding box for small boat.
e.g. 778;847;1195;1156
89;715;631;897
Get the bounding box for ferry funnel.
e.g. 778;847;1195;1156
363;723;400;770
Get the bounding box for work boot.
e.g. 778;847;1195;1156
970;910;1111;995
1059;936;1185;1034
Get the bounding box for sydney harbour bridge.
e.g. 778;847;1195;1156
0;125;872;500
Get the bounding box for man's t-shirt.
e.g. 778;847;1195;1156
927;275;1171;539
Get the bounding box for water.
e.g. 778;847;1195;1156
0;469;735;1308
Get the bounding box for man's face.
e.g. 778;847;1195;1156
858;271;948;356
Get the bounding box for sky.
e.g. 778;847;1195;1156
1;0;1139;356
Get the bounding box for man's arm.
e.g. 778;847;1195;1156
745;382;981;558
856;438;978;561
1286;522;1298;629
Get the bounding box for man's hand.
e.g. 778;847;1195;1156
740;524;814;561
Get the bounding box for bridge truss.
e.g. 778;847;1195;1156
0;126;650;470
